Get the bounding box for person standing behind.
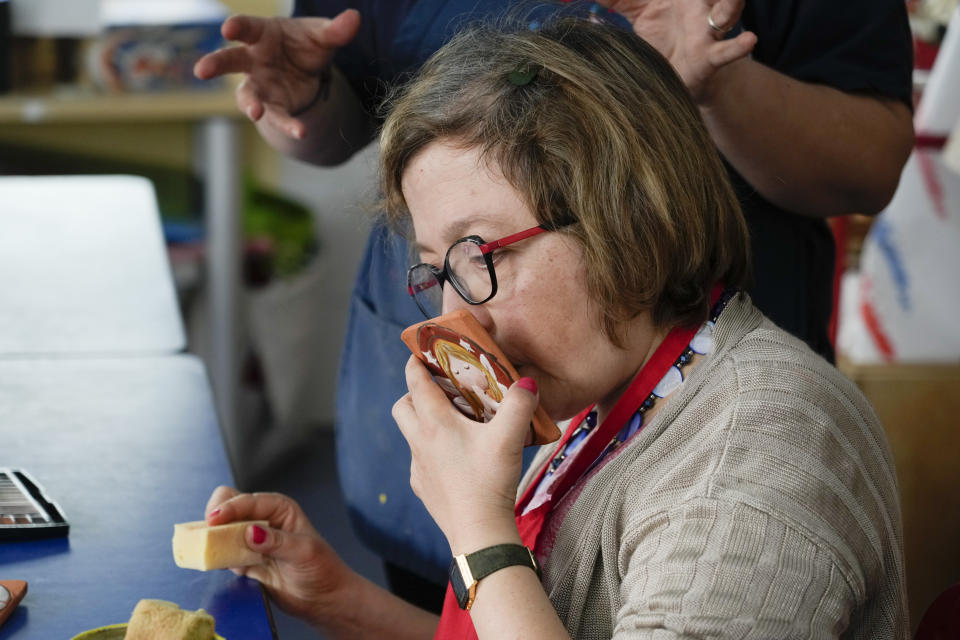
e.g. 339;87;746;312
194;0;914;611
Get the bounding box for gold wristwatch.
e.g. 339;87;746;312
448;543;540;610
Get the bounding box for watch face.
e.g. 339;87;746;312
448;562;470;609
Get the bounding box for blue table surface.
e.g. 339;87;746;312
0;356;275;639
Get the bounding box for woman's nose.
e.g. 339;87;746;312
441;282;469;315
441;285;494;332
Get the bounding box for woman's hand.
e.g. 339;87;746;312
204;487;356;627
193;10;361;139
594;0;756;102
393;356;540;555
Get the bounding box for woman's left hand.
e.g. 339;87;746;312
393;356;539;555
593;0;756;102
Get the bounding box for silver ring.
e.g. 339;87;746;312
707;14;726;34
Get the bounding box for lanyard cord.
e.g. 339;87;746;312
515;286;726;548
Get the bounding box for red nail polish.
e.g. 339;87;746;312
516;377;538;394
207;508;221;519
251;525;267;545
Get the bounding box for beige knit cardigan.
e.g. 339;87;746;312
518;293;908;639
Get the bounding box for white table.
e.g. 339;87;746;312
0;175;185;356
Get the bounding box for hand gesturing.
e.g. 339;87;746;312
194;10;361;139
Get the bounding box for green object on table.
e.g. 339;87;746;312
71;623;226;639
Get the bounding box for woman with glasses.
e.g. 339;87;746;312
202;18;907;639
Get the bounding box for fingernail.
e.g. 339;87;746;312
246;106;256;120
516;377;538;394
207;508;221;519
251;525;267;545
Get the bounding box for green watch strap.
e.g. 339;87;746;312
449;543;540;610
467;543;540;582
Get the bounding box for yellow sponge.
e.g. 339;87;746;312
172;520;268;571
125;599;215;640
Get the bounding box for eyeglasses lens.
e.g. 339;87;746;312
447;240;493;304
409;265;443;317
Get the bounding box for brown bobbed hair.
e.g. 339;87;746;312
379;18;750;344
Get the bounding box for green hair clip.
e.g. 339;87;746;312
508;64;539;86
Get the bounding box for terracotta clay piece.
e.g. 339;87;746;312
0;580;27;629
402;309;560;445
